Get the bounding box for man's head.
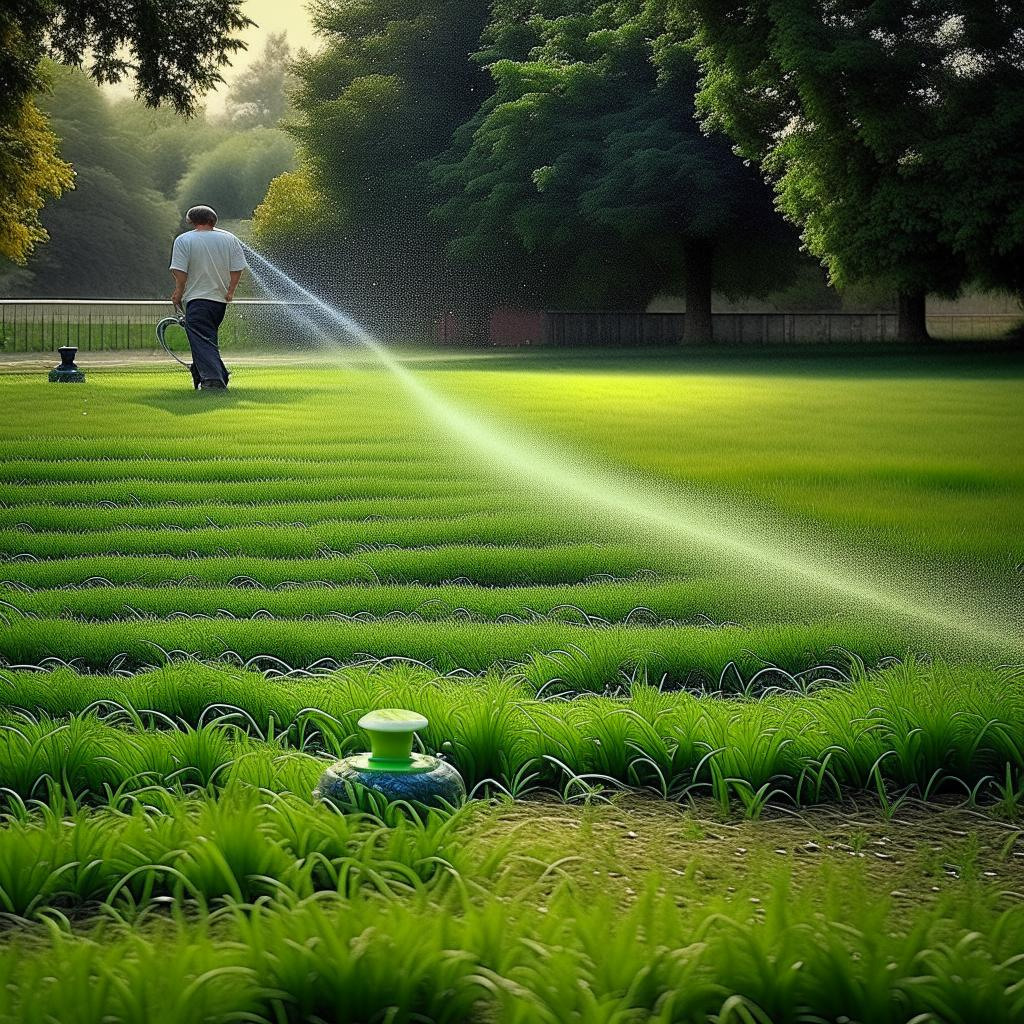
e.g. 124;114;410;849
185;205;218;228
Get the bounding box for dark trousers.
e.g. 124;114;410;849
184;299;230;388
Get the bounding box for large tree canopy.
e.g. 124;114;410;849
430;0;798;337
252;0;493;334
1;0;251;262
674;0;1024;339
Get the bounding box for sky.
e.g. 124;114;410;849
195;0;321;111
229;0;320;73
105;0;320;112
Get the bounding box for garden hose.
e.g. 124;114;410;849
155;306;192;370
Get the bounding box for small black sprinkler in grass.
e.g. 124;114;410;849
48;346;85;383
315;709;466;810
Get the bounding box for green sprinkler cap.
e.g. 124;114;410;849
358;708;429;767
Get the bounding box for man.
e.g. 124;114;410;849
169;205;247;390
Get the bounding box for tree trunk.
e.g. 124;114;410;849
896;290;929;343
682;240;714;344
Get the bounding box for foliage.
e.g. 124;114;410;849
176;127;296;220
1;66;180;297
224;31;295;129
0;0;251;262
252;0;492;332
6;0;252;117
1;67;291;295
430;0;797;327
253;167;336;250
111;101;229;199
673;0;1024;335
0;90;74;264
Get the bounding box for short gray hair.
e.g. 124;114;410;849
186;205;218;226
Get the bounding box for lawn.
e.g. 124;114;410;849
1;348;1023;1021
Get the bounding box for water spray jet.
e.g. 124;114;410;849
240;243;1023;663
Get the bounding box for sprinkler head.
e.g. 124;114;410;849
360;708;428;769
315;708;466;810
48;346;85;383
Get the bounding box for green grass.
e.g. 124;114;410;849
0;617;901;681
0;545;672;587
1;355;1021;674
1;660;1022;801
0;577;832;627
1;349;1022;1020
2;798;1024;1024
1;792;1024;1022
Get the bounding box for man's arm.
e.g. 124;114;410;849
170;268;187;309
226;236;247;302
225;269;243;302
169;234;188;308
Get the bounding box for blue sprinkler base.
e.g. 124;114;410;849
48;368;86;383
49;347;85;382
315;753;466;810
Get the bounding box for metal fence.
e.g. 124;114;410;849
0;299;319;353
1;299;1020;351
545;311;1023;346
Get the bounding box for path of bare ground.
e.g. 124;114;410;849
464;796;1024;912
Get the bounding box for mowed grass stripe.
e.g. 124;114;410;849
0;439;453;461
1;579;786;624
1;661;1019;798
0;478;500;505
0;457;468;483
0;545;681;588
0;616;897;677
0;514;602;557
0;496;538;531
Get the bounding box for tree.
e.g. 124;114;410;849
0;89;74;263
177;128;296;219
252;0;493;335
112;101;229;199
429;0;798;340
225;32;294;129
1;66;180;297
1;0;251;262
253;169;334;251
674;0;1024;341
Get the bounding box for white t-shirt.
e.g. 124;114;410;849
169;228;248;305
